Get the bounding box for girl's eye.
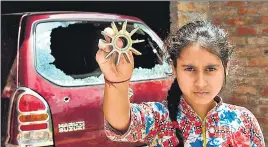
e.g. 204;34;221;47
207;67;217;71
185;68;195;71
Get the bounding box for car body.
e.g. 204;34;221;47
1;11;174;147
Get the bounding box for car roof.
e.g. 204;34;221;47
2;11;143;22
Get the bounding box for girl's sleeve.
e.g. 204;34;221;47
242;109;266;147
104;101;169;144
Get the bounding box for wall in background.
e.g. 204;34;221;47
173;1;268;143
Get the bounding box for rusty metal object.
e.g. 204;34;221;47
100;20;144;65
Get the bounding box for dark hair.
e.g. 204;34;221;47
165;20;233;146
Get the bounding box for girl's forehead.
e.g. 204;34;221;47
177;45;222;64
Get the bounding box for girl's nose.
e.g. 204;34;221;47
194;72;208;88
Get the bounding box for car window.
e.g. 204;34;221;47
34;20;172;86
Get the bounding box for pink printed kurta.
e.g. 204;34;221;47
104;96;265;147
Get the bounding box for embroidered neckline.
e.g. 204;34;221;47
178;95;223;120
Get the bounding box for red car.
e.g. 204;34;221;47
1;11;174;147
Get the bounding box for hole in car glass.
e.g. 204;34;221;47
35;21;172;86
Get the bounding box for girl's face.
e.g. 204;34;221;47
173;44;225;105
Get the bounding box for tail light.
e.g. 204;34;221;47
5;87;54;146
18;94;46;112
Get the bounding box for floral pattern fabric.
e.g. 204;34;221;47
104;96;265;147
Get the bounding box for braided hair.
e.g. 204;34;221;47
165;20;233;147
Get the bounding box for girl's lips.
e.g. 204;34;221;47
194;92;209;95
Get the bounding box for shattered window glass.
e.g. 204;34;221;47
35;21;172;86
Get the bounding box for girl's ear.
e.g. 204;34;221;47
226;61;230;76
170;60;177;76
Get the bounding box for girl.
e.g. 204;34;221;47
96;21;265;147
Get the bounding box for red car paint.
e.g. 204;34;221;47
2;12;173;147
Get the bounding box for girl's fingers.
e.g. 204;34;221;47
103;27;115;42
104;36;111;42
99;27;116;53
96;49;107;63
123;51;133;63
116;38;124;48
98;39;111;53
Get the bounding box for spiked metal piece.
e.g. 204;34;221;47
101;20;144;65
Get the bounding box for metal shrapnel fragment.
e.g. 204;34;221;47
100;20;144;65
